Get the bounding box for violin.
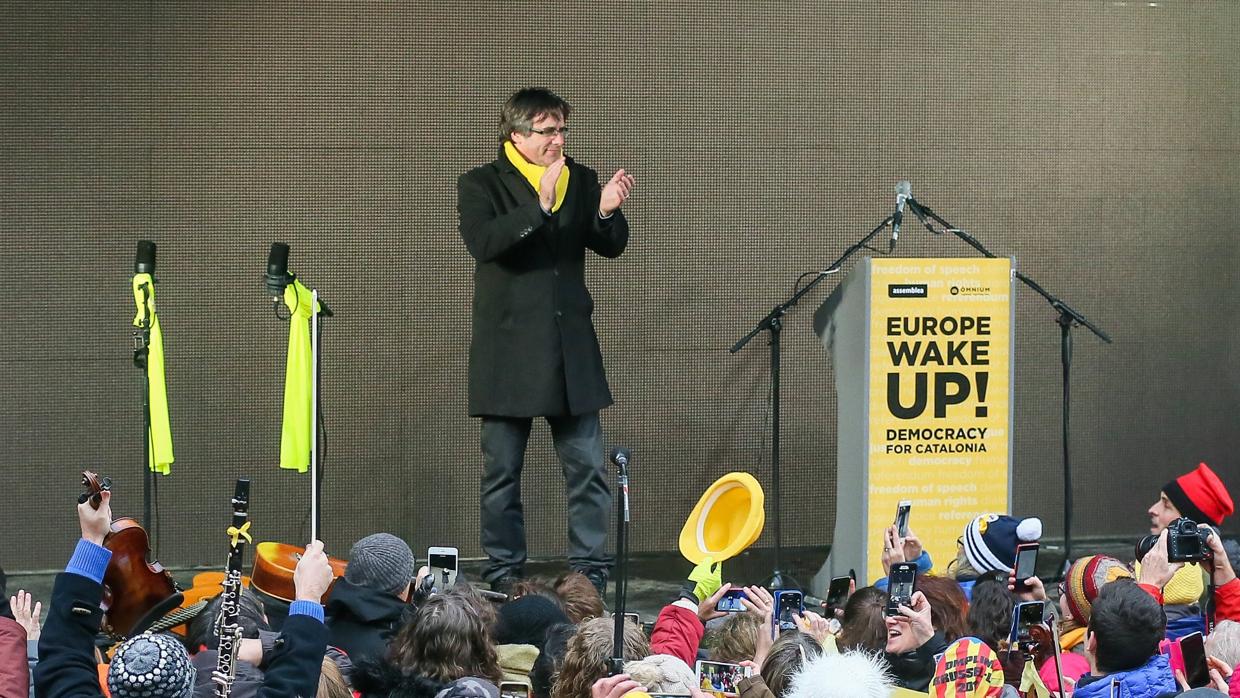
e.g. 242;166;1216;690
251;541;347;603
80;471;184;638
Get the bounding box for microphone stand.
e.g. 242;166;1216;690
906;197;1111;572
273;277;334;543
609;452;631;676
133;280;157;543
730;215;893;590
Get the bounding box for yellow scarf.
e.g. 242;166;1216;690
280;278;321;473
504;140;569;212
132;273;174;474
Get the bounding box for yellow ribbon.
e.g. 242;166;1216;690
280;278;320;472
227;521;252;546
504;140;569;212
132;273;174;475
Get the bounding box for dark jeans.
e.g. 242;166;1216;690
479;412;613;582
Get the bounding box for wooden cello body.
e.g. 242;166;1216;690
80;471;183;638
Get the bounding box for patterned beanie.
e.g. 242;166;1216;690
962;514;1042;574
931;637;1006;698
346;532;415;594
107;633;194;698
1063;555;1132;628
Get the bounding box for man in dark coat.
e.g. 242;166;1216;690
325;532;416;667
457;87;635;594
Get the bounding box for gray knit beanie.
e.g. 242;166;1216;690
106;633;194;698
346;532;415;594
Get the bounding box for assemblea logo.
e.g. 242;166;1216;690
888;284;928;298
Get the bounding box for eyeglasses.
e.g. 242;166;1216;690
528;126;570;137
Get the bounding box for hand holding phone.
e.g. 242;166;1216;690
715;588;748;613
1011;542;1039;594
772;590;804;636
824;575;851;613
1170;631;1210;689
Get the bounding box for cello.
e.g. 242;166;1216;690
80;470;184;638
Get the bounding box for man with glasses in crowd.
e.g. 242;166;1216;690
457;87;635;596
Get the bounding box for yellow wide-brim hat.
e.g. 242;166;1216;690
679;472;766;564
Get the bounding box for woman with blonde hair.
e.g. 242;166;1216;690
551;616;648;698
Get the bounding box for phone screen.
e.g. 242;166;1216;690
886;563;916;616
428;552;457;569
696;660;749;694
826;576;850;607
716;589;748;613
774;590;803;632
1011;601;1044;642
1179;632;1209;688
1014;544;1038;582
895;501;912;538
499;682;529;698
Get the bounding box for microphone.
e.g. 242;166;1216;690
890;180;911;253
135;240;157;276
265;242;293;303
610;447;630;469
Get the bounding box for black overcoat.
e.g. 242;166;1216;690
457;147;629;418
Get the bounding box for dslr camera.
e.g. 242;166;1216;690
1135;518;1213;564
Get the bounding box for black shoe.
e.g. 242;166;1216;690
489;574;522;597
580;568;609;598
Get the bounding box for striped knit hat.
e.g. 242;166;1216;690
931;637;1006;698
1063;555;1133;628
962;514;1042;575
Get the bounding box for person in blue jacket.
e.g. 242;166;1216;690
1072;579;1178;698
33;488;334;698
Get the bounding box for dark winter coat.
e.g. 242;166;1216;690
324;578;409;667
886;631;950;692
457;148;629;418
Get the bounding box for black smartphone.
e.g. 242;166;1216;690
1179;631;1209;688
773;589;804;633
894;500;912;538
1012;542;1039;592
885;562;917;616
825;576;850;610
1010;600;1045;643
715;588;748;613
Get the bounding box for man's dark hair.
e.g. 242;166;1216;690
498;87;572;142
1087;579;1166;673
967;571;1015;652
185;587;270;653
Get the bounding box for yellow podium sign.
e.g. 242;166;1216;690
813;257;1015;589
865;258;1013;579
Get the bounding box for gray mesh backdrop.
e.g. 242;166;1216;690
1;1;1238;572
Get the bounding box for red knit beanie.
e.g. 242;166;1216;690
1164;462;1234;526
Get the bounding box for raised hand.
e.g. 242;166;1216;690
78;489;112;545
591;673;642;698
9;590;42;641
897;591;936;647
1138;528;1183;589
599;169;635;216
293;539;334;603
1201;523;1236;586
698;582;733;623
881;526;907;575
539;158;566;210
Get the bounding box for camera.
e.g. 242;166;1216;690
1135;518;1212;564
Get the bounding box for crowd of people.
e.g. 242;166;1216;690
0;462;1238;697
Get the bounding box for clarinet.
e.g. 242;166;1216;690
212;479;252;698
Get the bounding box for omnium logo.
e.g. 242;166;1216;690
888;284;928;298
950;285;992;296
